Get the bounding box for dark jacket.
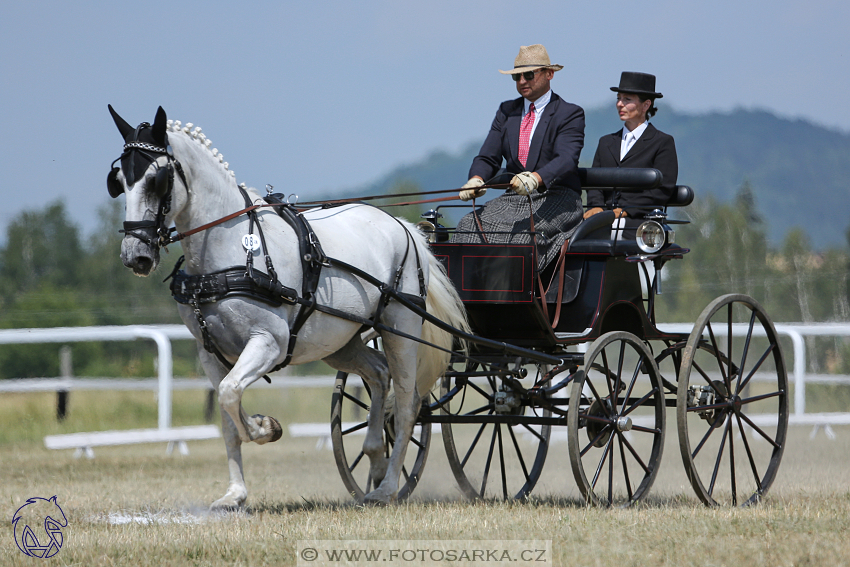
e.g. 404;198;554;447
469;92;585;193
587;122;678;217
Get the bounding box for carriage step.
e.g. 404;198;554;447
44;425;221;459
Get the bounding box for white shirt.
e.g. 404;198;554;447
620;121;649;160
522;89;551;141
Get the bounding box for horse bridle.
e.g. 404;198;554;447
107;122;187;248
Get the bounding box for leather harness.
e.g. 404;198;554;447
164;190;427;376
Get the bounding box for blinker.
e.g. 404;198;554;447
154;162;172;198
106;160;172;199
107;167;123;198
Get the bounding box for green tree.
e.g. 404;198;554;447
0;201;83;297
658;181;770;321
0;200;186;379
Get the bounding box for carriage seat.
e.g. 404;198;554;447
567;184;694;255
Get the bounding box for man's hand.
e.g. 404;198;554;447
613;208;628;218
583;207;603;219
459;177;486;201
510;172;539;196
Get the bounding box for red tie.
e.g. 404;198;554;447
518;102;535;167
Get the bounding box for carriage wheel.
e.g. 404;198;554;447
330;342;431;501
440;362;551;500
568;331;666;507
677;294;788;507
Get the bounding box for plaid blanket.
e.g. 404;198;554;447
450;188;582;269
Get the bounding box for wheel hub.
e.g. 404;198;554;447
494;387;523;415
585;399;614;447
688;380;729;427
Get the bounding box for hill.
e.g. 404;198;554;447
346;107;850;248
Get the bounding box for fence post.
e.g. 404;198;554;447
57;346;72;421
204;388;216;423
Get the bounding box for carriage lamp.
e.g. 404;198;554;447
418;209;446;243
636;221;666;253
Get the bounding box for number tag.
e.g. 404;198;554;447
242;234;261;251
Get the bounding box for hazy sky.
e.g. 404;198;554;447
2;1;848;239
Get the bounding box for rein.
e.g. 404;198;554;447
161;184;511;246
295;183;510;208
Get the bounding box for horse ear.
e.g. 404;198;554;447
108;104;133;139
152;106;168;145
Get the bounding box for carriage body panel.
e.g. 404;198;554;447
431;242;683;348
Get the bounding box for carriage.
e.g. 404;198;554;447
108;106;787;509
330;168;789;508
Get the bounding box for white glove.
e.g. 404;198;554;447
459;177;486;201
510;172;539;196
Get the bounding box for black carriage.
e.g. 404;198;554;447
331;168;788;507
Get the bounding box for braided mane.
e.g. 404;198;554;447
166;120;237;180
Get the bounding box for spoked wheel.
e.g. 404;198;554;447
330;340;431;501
568;331;666;507
439;361;551;500
677;294;788;507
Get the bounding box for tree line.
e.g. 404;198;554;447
1;187;849;379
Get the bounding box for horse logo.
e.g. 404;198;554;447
12;496;68;558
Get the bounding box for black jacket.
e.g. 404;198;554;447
469;92;585;193
587;122;678;217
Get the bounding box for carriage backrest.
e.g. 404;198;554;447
577;167;694;208
578;167;661;190
668;185;694;207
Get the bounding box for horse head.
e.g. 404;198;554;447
107;105;182;275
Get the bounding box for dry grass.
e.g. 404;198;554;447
1;389;849;566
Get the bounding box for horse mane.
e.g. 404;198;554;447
166;120;237;180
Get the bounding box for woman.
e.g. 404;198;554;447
584;72;678;240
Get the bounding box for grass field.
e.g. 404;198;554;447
2;387;849;566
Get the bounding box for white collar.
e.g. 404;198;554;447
622;121;649;141
524;90;551;114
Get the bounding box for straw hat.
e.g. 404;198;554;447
499;44;564;75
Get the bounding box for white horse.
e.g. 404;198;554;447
107;106;468;508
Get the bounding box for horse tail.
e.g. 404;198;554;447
416;249;469;398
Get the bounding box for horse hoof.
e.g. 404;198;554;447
210;491;247;512
266;416;283;442
251;414;283;444
363;489;396;506
210;501;242;513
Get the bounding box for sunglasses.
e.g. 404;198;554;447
512;70;537;82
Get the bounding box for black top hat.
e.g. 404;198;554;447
610;72;663;99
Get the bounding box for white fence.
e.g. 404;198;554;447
0;325;193;429
0;323;848;453
0;325;220;456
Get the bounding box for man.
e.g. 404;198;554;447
452;44;585;269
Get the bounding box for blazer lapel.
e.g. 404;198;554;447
621;123;657;164
604;130;621;164
525;95;559;171
506;99;524;169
